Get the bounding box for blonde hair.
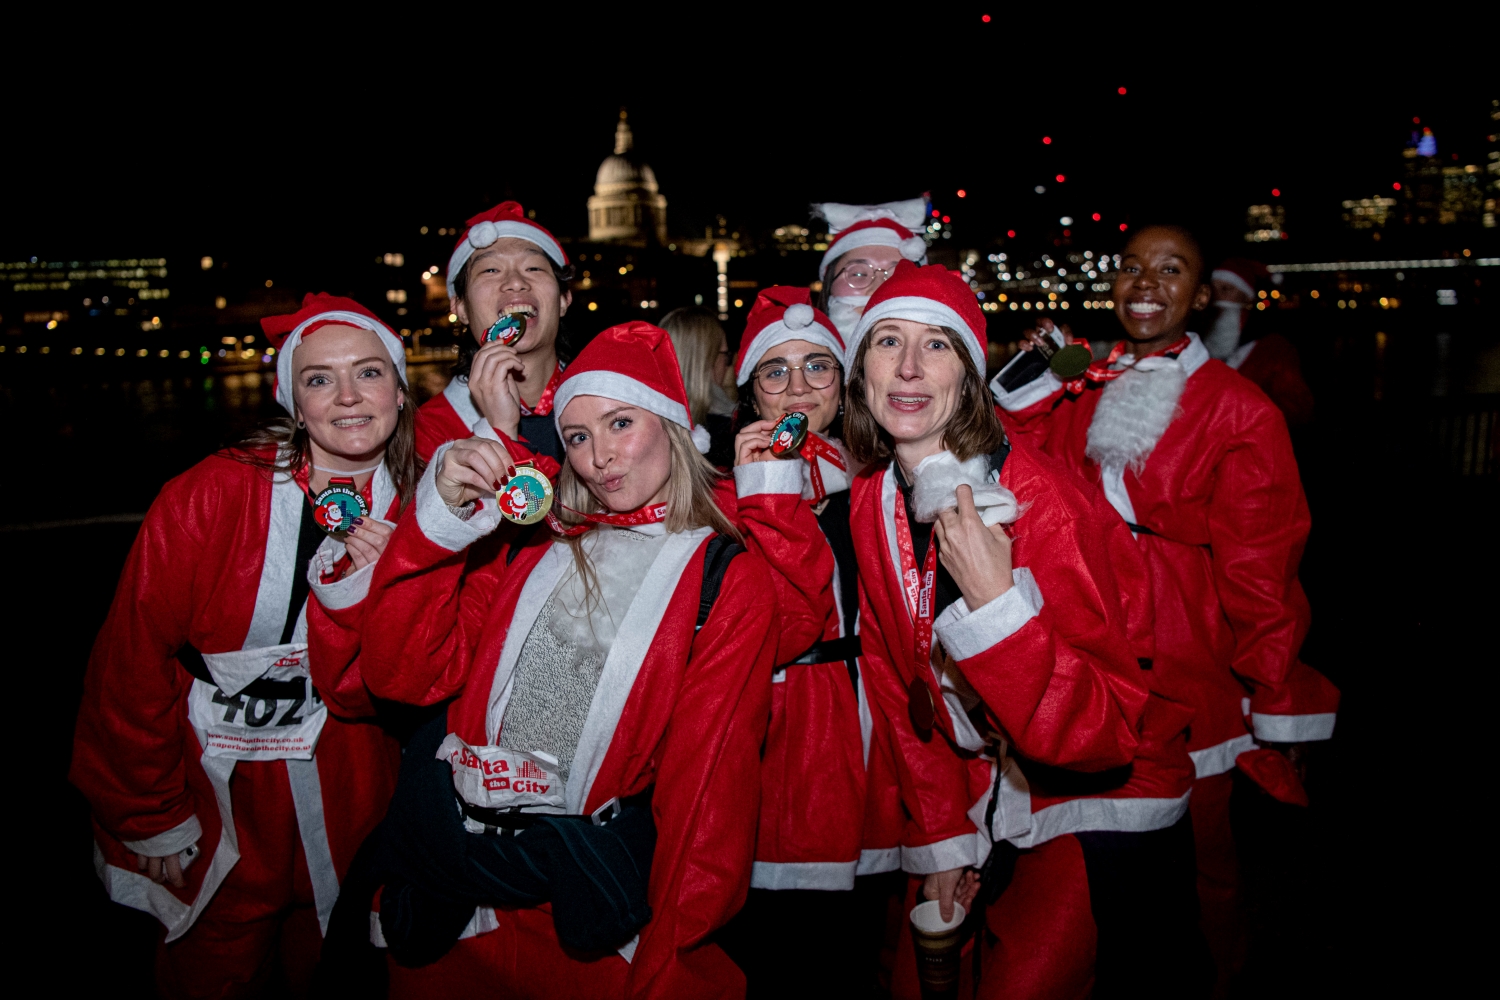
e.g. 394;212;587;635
660;307;726;424
553;417;740;596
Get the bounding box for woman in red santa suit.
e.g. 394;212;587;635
845;262;1208;999
712;287;904;995
1203;257;1315;427
333;321;779;1000
812;197;930;340
415;200;574;471
71;293;414;998
993;225;1338;995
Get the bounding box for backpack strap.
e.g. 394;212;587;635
697;534;744;631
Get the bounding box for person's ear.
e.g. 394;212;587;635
452;297;469;327
558;288;573;317
1192;283;1213;311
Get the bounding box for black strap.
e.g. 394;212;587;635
697;534;742;631
175;642;310;700
459;787;654;834
779;635;863;672
1125;522;1158;537
813;490;863;693
283;495;326;644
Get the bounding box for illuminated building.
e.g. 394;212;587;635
587;111;669;246
1402;127;1443;225
1245;203;1288;242
1342;197;1398;230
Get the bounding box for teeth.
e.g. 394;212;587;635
1127;302;1164;315
505;304;537;317
332;417;372;427
891;396;927;403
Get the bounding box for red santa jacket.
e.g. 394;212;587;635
851;444;1194;861
415;370;565;466
358;452;777;1000
731;448;904;890
70;451;401;941
1229;332;1315;427
993;332;1338;780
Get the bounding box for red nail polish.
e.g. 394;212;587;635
492;480;502;490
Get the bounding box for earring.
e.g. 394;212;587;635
398;402;404;411
296;421;306;429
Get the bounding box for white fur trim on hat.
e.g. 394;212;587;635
446;220;567;298
847;296;984;375
275;310;406;416
1211;268;1256;300
553;370;694;438
819;227;930;281
690;424;712;454
813;198;929;234
735;319;844;385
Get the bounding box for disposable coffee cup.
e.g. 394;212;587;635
909;899;966;999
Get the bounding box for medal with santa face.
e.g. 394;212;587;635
496;463;554;525
484;308;529;346
311;477;369;537
769;411;809;459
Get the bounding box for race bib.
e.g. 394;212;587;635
187;645;328;760
436;733;566;813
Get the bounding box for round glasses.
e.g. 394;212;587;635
754;358;842;394
831;261;896;293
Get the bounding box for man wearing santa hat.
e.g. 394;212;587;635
415;201;575;474
1204;258;1314;427
813;198;930;340
994;225;1338;995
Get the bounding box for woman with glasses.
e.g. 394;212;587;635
812;199;930;339
717;287;904;996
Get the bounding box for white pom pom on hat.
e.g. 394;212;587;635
468;220;499;249
691;424;712;454
900;236;928;261
782;303;814;330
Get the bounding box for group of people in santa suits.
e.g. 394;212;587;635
72;196;1336;1000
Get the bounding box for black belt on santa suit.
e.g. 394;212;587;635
458;786;655;837
176;642;318;701
775;635;863;692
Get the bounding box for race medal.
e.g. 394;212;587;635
496;463;554;525
769;411;810;459
484;311;527;346
907;676;936;736
311;477;369;536
1047;343;1094;381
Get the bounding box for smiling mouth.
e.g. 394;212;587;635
505;304;538;318
887;394;931;412
331;416;373;428
1126;301;1165;318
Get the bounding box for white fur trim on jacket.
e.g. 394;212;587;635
1189;733;1258;779
933;569;1044;662
123;814;203;858
751;860;859;892
910;451;1021;526
991;366;1065;412
1251;712;1336;743
733;459;804;497
734;318;845;385
858;847;901;875
446;220;566;298
274;311;406;415
848;297;984;375
902;833;979;875
414;443;502;551
1085;354;1189;474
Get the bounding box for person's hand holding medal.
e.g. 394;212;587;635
733;411;809;466
467;305;537;442
435;437;554;526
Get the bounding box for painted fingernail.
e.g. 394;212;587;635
352;517;364;525
493;480;502;490
346;525;357;533
507;466;517;477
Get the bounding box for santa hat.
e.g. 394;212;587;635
846;261;987;375
733;286;845;386
812;198;931;281
1210;258;1269;300
553;321;712;453
261;293;406;415
446;200;568;298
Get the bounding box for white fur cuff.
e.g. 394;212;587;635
1251;712;1337;743
933;569;1043;661
733;460;805;497
123;814;202;858
309;558;376;611
415;443;502;552
990;367;1065;412
901;833;979;875
468;418;502;443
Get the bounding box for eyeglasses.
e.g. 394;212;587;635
755;358;842;394
831;261;896;292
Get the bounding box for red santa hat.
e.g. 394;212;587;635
1210;257;1269;300
813;197;931;281
733;286;845;386
446;201;568;298
553;320;712;453
846;261;987;374
261;293;406;415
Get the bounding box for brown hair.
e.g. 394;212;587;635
843;325;1005;466
226;373;421;511
659;306;727;424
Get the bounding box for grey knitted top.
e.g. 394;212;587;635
498;525;668;782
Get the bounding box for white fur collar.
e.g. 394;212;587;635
910;450;1020;526
1084;332;1208;473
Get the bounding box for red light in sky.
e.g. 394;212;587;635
1117;86;1127;95
981;13;991;21
1393;182;1402;191
1271;188;1281;197
956;189;967;198
1007;230;1016;238
1412;117;1420;124
942;215;951;223
1042;136;1052;145
1063;229;1072;236
1119;223;1128;231
1055;174;1066;183
1092;212;1101;221
931;209;940;217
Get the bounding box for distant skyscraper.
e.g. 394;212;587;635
1402;127;1443;225
587;111;669;246
1244;203;1287;243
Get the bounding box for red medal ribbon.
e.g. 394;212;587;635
545;501;668;538
801;433;847;503
1062;334;1193;394
518;361;567;417
891;480;940;669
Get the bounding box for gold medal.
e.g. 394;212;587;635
495;463;554;525
311;477;369;537
485;311;528;346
